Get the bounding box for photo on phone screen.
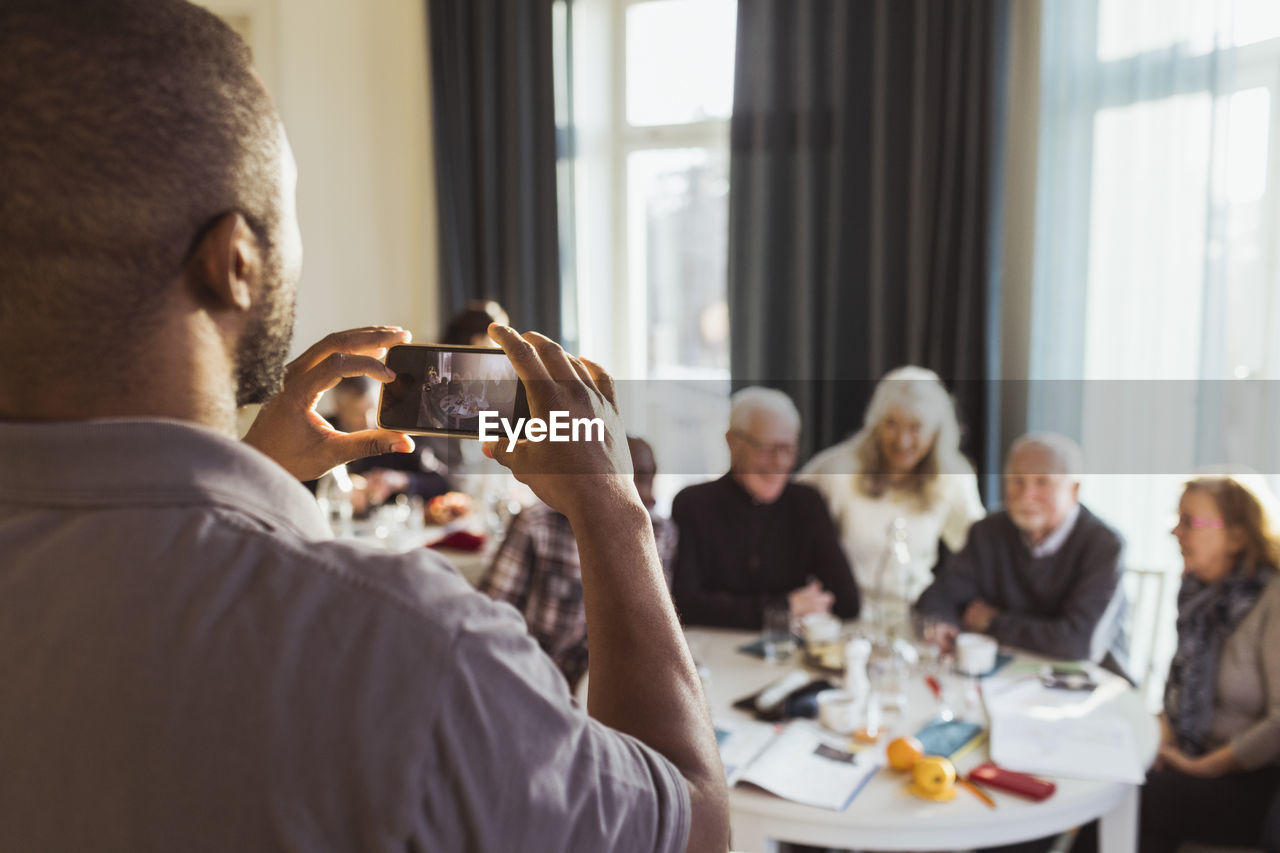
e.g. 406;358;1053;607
377;344;528;437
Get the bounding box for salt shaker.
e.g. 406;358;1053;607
844;636;872;698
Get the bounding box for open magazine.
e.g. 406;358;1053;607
715;718;881;811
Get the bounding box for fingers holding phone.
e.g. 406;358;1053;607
283;326;411;386
484;325;637;521
244;326;415;481
372;326;638;520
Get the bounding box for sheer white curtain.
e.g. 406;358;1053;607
1029;0;1280;698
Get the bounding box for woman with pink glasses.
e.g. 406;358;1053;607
1138;476;1280;852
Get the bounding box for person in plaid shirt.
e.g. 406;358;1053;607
480;436;677;690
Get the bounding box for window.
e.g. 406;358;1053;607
560;0;737;504
1032;0;1280;701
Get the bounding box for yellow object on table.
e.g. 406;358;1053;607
886;735;924;772
908;756;957;802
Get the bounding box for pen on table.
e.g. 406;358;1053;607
958;777;997;809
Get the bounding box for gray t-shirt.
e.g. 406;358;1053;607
0;419;690;851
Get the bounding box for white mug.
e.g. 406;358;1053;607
955;632;998;676
800;612;841;650
816;688;861;735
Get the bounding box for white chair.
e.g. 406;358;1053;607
1122;566;1179;711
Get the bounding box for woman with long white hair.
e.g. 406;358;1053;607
796;366;984;605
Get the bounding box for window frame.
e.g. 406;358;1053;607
570;0;734;381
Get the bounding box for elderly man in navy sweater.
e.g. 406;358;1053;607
916;433;1131;680
671;388;861;630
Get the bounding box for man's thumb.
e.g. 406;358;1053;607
482;439;510;469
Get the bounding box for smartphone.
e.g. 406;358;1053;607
376;344;529;438
1039;665;1097;692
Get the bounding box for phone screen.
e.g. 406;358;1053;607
377;344;528;437
1039;665;1097;691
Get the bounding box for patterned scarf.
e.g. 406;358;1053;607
1164;561;1276;756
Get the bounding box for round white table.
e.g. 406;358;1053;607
343;521;494;585
687;626;1159;853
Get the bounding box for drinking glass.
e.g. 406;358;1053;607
761;602;794;664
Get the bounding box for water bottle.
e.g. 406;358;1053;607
871;518;912;713
874;518;914;637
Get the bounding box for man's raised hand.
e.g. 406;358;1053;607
243;326;414;481
484;325;640;521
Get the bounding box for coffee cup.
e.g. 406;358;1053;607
955;632;998;676
816;688;860;735
800;612;840;651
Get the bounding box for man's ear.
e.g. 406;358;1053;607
185;212;262;312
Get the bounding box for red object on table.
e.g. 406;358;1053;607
427;530;486;552
925;675;943;700
968;762;1056;801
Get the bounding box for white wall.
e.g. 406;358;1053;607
201;0;440;356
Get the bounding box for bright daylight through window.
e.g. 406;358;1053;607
559;0;737;503
1032;0;1280;702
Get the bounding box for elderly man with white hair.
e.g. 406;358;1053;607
671;387;861;629
915;432;1131;679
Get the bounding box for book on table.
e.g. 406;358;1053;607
914;717;986;759
715;718;881;811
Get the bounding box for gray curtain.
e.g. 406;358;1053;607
728;0;1009;492
427;0;561;338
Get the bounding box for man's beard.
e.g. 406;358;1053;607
235;261;296;407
